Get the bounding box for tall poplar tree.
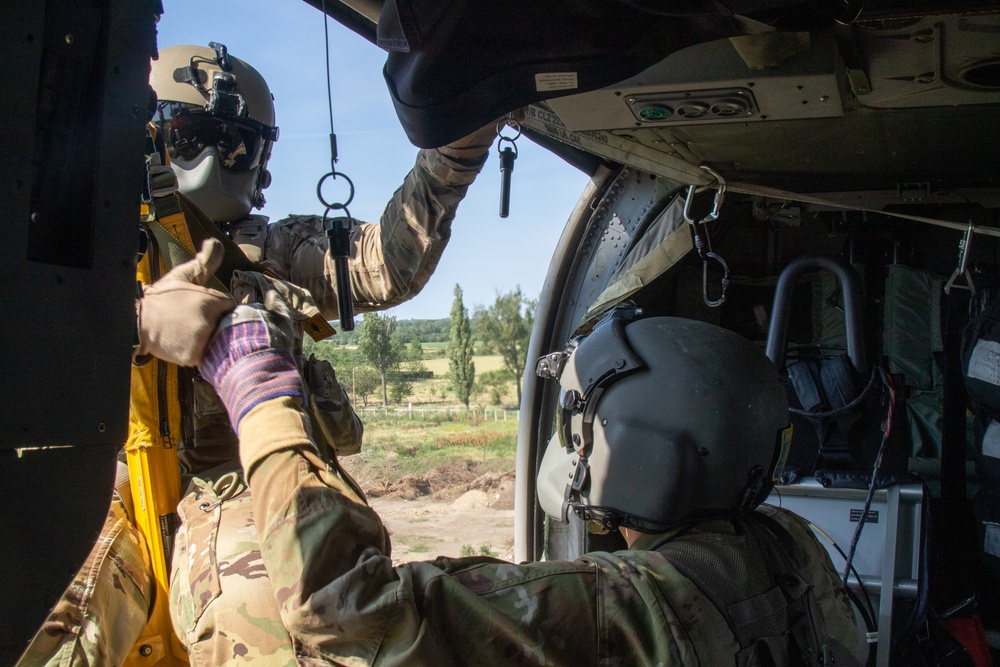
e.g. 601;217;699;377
448;284;476;407
357;311;405;405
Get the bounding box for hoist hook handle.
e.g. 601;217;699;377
324;211;355;332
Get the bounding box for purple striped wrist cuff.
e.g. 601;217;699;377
214;350;303;430
200;319;304;430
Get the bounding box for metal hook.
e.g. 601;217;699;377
944;222;976;296
683;165;730;308
682;165;727;225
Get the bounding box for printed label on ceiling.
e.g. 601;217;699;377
536;72;579;92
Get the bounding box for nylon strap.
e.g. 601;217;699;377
150;173;334;342
150;191;258;290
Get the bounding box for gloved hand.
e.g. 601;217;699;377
199;304;303;431
136;238;236;366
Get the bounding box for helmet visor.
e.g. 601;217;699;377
154;102;265;173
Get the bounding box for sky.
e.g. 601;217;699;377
156;0;592;320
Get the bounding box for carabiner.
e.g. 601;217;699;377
683;165;730;308
682;165;727;225
703;252;730;307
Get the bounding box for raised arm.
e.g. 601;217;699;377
261;125;496;320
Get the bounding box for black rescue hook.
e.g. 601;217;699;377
316;0;355;331
317;171;356;331
497;116;521;218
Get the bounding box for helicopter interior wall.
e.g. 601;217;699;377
602;194;999;627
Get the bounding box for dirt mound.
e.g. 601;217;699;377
358;459;516;509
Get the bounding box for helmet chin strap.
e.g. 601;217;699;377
173;150;256;222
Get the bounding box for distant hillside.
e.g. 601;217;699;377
332;317;451;345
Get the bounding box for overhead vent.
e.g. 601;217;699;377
959;58;1000;90
627;88;758;124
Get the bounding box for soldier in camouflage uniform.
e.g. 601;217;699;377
18;42;494;666
134;270;867;666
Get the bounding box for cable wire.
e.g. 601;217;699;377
320;0;338;173
842;368;895;584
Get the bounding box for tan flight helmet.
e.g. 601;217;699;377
535;312;791;534
150;43;279;222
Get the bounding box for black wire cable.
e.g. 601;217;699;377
320;0;338;172
807;520;878;667
842;368;895;584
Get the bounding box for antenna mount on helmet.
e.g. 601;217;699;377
209;41;233;72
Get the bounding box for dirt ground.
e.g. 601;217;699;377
340;458;517;563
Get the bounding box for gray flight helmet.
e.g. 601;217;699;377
536;313;790;533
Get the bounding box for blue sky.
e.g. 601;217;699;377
157;0;591;320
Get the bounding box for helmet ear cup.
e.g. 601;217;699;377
258;169;272;190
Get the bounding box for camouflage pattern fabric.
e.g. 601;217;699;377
258;137;490;320
17;464;153;667
169;462;297;665
22;132;492;667
238;396;863;667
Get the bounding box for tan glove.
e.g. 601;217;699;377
136;239;236;367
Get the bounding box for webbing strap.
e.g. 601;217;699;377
150;176;334;342
727;181;1000;239
150;191;260;290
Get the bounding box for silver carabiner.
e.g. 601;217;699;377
684;166;729;308
682;165;727;225
703;252;730;307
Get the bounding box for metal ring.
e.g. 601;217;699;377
316;171;355;211
497;118;522;143
498;136;519;159
322;204;352;229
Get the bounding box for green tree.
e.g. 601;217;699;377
357;311;405;405
351;365;380;407
448;284;476;407
476;370;510;406
388;369;414;404
407;338;424;361
473;287;536;405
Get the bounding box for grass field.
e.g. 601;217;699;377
341;412;519;492
422;354;506;376
346;350;519;409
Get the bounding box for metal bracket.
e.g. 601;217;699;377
944;222;975;296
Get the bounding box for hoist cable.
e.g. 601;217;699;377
321;0;338;171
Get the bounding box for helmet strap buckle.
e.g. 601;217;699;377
570;455;589;493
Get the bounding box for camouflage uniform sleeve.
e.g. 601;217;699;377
260;126;494;321
16;467;152;667
238;397;690;666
